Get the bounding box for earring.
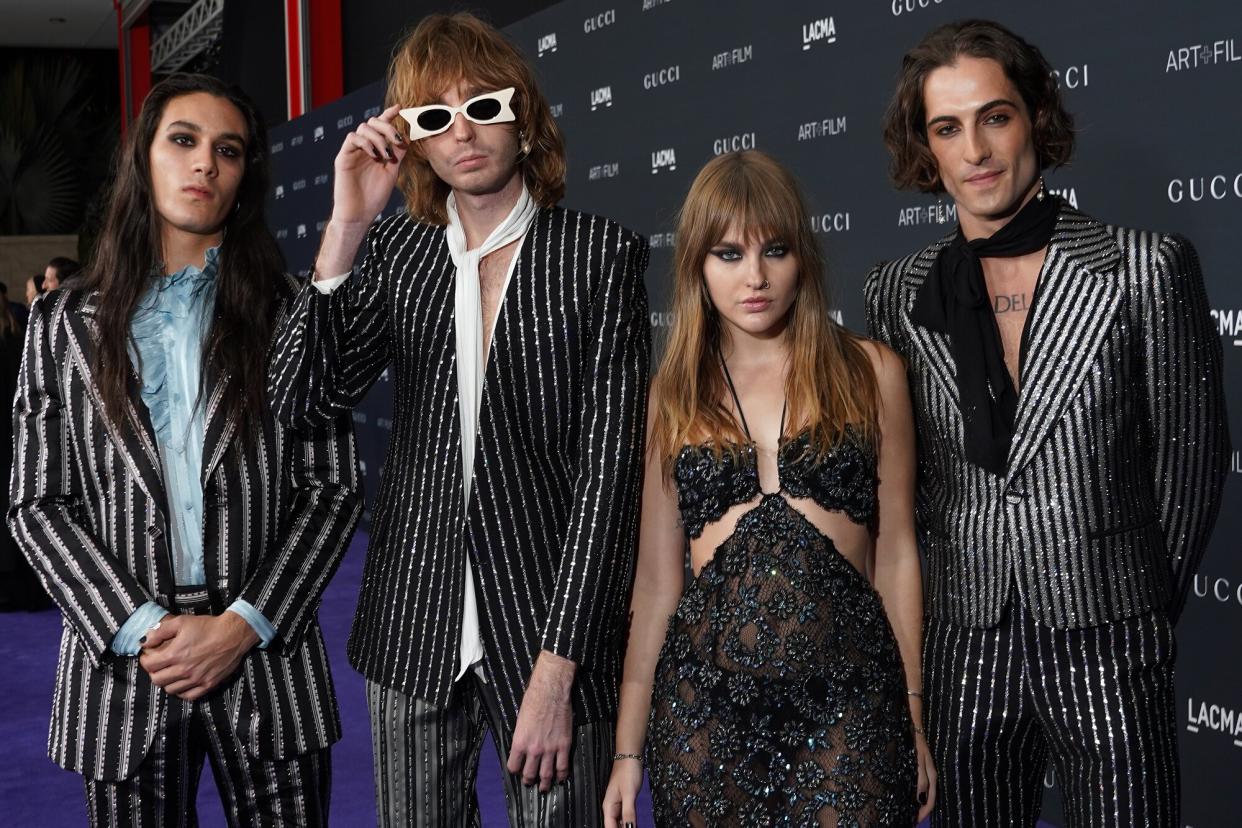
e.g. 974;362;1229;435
1035;176;1047;202
701;283;716;313
517;130;531;161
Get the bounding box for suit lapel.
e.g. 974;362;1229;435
200;365;238;487
470;211;545;494
1004;208;1122;485
66;295;167;508
479;211;540;382
901;232;959;413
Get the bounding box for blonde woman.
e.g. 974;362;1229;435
604;151;934;826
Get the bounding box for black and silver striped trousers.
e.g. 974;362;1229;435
925;595;1180;827
367;669;614;827
84;589;331;827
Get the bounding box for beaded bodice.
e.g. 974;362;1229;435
672;428;877;539
671;353;877;540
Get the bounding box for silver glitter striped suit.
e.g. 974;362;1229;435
8;277;362;813
865;204;1228;826
267;207;649;822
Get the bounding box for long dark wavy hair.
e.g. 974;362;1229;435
80;73;283;435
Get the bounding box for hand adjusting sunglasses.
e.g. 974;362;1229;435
400;88;517;141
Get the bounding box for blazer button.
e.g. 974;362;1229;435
1004;491;1025;505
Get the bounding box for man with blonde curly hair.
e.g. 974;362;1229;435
268;12;650;827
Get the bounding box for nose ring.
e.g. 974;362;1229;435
759;277;770;290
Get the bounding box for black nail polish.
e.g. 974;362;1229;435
372;149;382;161
385;146;395;160
139;636;147;644
394;134;406;145
918;791;928;805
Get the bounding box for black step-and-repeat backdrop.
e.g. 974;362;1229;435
266;2;1242;824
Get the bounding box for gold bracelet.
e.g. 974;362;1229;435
912;725;925;735
613;752;644;765
907;689;923;699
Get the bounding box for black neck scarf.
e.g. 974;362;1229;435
910;193;1061;477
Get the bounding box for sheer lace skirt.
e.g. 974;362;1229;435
646;495;917;827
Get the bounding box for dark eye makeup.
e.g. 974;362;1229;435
168;133;244;159
710;240;789;261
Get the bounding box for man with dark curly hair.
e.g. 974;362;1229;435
865;19;1228;827
267;12;650;827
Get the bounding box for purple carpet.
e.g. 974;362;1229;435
0;532;657;825
0;532;1011;826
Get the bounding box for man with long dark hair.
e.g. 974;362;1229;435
9;74;361;825
268;13;649;826
866;20;1228;826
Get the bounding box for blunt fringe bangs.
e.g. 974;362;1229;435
652;151;879;475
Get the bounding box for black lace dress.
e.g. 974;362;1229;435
645;391;916;825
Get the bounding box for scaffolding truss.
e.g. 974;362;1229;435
150;0;225;73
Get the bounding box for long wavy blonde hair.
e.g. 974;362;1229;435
651;150;879;473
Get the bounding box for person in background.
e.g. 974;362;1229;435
0;290;45;611
24;273;44;306
43;255;82;292
0;282;27;331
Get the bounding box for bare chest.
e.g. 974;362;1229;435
723;364;789;492
983;253;1045;388
478;242;519;353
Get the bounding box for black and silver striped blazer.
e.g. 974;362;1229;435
865;204;1228;630
268;206;650;730
9;276;362;782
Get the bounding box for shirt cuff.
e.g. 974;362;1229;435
111;602;170;657
311;271;351;294
226;600;277;649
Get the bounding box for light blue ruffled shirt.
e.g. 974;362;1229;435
110;247;275;655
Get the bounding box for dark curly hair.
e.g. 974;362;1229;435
882;19;1075;193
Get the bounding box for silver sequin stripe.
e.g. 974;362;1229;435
85;592;331;827
864;205;1228;631
269;208;650;733
85;690;331;827
11;279;362;783
924;601;1179;827
366;678;614;828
